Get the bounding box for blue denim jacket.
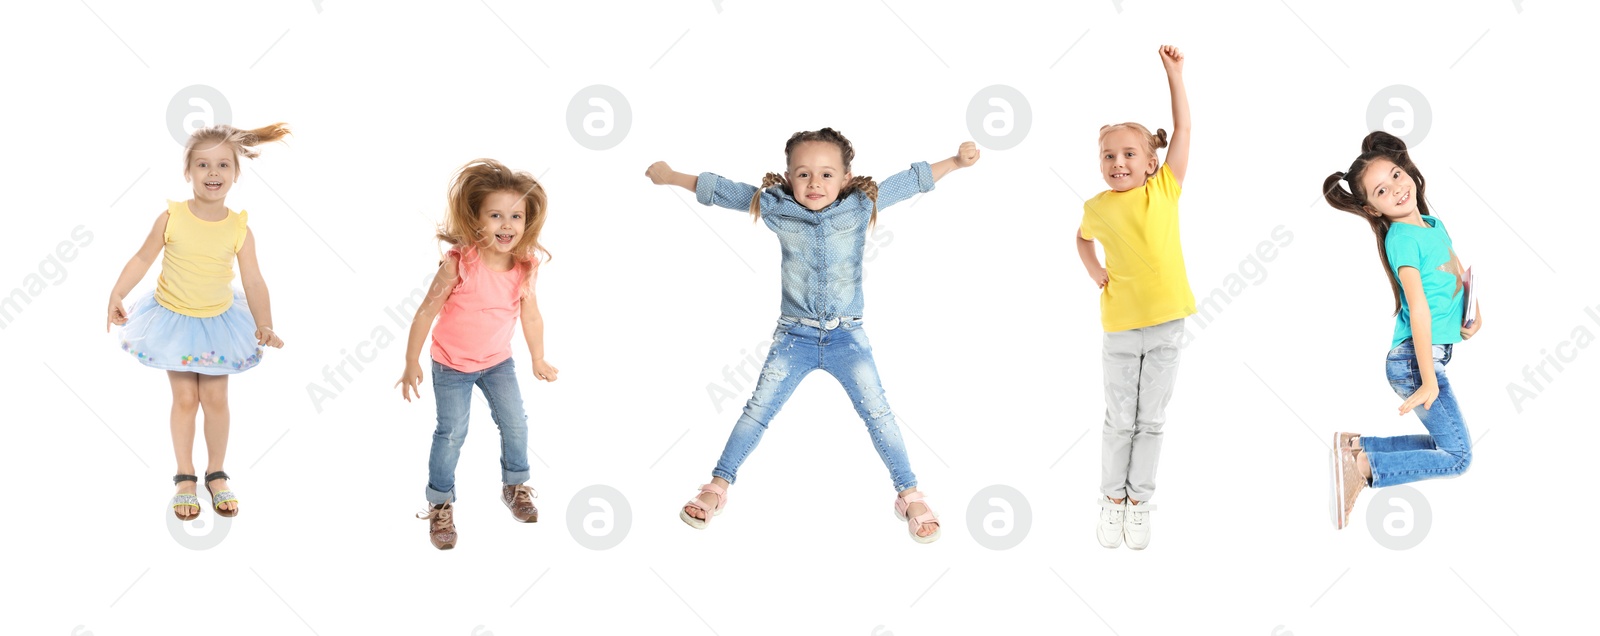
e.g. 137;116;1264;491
696;162;936;322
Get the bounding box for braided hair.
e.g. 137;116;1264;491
749;127;882;228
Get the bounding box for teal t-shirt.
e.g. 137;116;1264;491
1384;215;1466;349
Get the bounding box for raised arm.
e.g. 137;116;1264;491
929;141;980;182
395;257;458;402
1396;267;1438;415
520;285;558;382
235;228;283;348
106;211;168;331
1158;45;1190;186
874;142;981;211
646;161;775;213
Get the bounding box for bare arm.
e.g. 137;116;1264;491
235;228;283;348
928;142;981;181
106;212;168;331
1397;267;1438;414
645;162;698;192
1159;45;1191;186
1077;228;1108;288
520;286;558;382
395;257;459;402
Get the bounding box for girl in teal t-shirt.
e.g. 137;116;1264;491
1320;131;1484;530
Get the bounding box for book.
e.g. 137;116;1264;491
1461;266;1477;329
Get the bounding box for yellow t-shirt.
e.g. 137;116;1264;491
155;200;248;318
1079;163;1196;332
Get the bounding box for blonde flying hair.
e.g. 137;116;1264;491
750;128;881;228
437;158;551;279
183;123;292;170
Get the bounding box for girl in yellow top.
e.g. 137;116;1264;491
1076;45;1194;550
106;123;290;522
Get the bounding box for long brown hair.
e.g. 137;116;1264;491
183;123;291;170
750;127;881;228
1322;131;1434;315
438;158;551;285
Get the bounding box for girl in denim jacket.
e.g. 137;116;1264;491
647;128;978;543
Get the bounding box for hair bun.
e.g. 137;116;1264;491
1361;130;1408;155
1154;128;1169;149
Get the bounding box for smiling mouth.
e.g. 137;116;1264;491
1397;190;1411;206
1110;172;1130;179
495;232;515;245
204;180;223;190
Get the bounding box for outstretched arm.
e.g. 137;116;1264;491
929;141;981;182
875;141;981;210
106;211;168;332
236;228;283;348
395;257;458;402
645;162;698;192
1159;45;1190;186
647;161;775;213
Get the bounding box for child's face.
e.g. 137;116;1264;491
1358;158;1419;221
1099;128;1158;191
478;190;527;253
185;142;238;203
786;141;851;211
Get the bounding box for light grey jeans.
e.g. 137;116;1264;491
1100;317;1185;502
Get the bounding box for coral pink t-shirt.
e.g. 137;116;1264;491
430;247;535;373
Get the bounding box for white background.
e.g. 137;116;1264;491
3;1;1596;634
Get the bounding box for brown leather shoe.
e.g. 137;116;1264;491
417;503;457;550
502;485;539;523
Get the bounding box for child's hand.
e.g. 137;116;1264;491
954;141;981;168
106;297;127;332
1158;44;1184;74
395;362;424;402
532;358;559;382
1088;265;1109;289
1461;305;1483;340
1399;379;1439;415
255;325;284;348
645;161;674;185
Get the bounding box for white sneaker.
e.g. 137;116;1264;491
1096;498;1125;548
1123;501;1156;550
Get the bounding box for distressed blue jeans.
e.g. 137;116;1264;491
425;357;531;505
712;318;918;492
1365;340;1472;487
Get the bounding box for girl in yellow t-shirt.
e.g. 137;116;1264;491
1075;45;1195;551
106;123;290;523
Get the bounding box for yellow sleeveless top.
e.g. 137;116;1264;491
155;200;248;318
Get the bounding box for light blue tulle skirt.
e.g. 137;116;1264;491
118;289;263;375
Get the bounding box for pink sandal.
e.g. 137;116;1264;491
679;483;727;529
894;490;941;544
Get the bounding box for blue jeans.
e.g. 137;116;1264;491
712;318;918;492
1366;340;1472;488
425;357;531;505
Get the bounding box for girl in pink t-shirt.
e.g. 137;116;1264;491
395;159;558;550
